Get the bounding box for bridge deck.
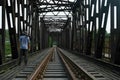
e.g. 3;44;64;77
0;48;120;80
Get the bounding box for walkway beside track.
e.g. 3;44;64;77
59;48;120;80
0;48;51;80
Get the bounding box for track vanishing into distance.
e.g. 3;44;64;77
0;47;120;80
27;47;77;80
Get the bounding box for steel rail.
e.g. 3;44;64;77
58;49;96;80
28;47;80;80
28;48;54;80
58;51;77;80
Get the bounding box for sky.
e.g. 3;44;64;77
0;6;2;29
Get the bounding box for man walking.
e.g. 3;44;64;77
18;31;30;65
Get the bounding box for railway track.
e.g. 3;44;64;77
2;47;120;80
28;47;77;80
0;48;50;80
27;47;101;80
59;48;120;80
14;47;115;80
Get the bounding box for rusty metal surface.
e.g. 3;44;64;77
28;48;54;80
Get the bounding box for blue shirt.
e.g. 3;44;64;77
19;35;30;49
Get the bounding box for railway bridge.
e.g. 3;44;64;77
0;0;120;80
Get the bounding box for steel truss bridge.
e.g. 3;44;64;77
0;0;120;79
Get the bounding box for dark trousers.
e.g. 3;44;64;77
18;49;28;65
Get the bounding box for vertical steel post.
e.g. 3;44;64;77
111;1;120;64
0;0;6;64
71;12;76;50
95;0;110;58
6;0;18;59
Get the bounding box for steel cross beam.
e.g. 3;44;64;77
36;0;75;14
44;19;67;30
36;3;72;6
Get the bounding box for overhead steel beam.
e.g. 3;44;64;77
37;3;72;6
38;9;71;13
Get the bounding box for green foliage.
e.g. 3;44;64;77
5;30;10;41
5;42;11;56
49;36;52;47
5;30;11;56
105;32;110;38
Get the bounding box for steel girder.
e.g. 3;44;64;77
111;0;120;64
72;0;120;65
6;0;19;59
37;0;75;14
0;0;6;64
0;0;120;66
0;0;39;64
0;0;75;65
